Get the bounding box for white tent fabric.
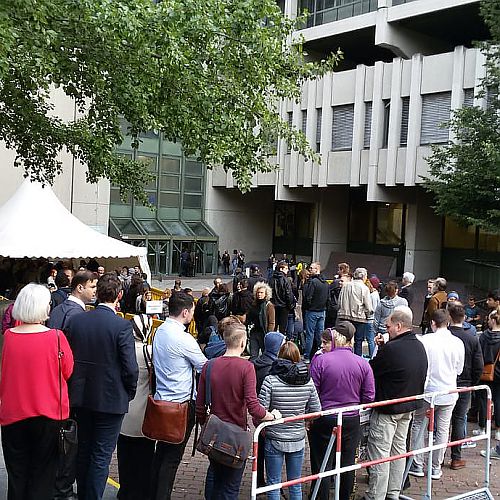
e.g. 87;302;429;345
0;179;150;280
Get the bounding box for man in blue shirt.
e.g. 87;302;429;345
150;292;207;500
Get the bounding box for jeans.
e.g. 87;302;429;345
304;310;326;360
264;440;304;500
204;459;246;499
365;411;412;500
411;401;455;471
450;391;471;460
352;321;375;358
2;416;60;500
150;403;195;500
73;408;124;500
309;414;360;500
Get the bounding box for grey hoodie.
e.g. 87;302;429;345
374;295;408;335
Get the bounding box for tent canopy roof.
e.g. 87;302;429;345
0;179;147;261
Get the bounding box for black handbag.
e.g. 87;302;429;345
57;330;78;456
196;359;251;469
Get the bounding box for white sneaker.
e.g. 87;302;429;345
495;430;500;441
480;447;500;460
461;440;477;449
472;428;485;436
431;468;443;480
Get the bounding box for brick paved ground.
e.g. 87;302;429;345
107;425;500;499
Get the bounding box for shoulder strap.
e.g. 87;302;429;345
205;359;214;408
56;330;63;422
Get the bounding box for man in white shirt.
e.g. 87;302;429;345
409;309;465;480
150;291;207;500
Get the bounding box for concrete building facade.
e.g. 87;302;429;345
1;0;498;281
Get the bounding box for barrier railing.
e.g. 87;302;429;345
251;385;493;500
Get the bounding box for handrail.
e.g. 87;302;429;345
251;385;493;500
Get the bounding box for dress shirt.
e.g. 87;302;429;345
67;295;85;310
153;318;207;402
418;327;465;405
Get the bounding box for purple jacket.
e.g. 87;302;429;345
309;347;375;415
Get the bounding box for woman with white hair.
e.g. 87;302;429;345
399;271;415;306
246;281;276;359
0;283;74;499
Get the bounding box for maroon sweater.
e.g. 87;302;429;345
196;356;266;429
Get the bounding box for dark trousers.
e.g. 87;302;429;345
150;403;195;500
117;434;155;500
54;414;78;500
256;433;266;487
73;408;124;500
204;459;246;500
249;329;265;359
478;381;500;428
450;391;471;460
274;307;290;335
1;416;60;500
309;414;361;500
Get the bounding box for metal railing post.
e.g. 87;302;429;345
424;398;436;500
334;411;343;500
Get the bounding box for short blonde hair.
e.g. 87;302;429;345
12;283;51;324
253;281;272;301
223;324;247;349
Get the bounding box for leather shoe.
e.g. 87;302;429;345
450;459;466;470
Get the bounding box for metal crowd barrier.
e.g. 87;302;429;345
251;385;493;500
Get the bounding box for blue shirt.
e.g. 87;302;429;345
153;318;207;402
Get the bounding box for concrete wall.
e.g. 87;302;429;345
0;88;110;234
204;173;275;262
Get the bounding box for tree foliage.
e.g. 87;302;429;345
423;0;500;233
0;0;340;199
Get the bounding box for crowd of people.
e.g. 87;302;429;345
0;255;499;500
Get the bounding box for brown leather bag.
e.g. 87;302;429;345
141;344;194;444
142;396;189;444
480;349;500;382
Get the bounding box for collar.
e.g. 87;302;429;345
68;295;86;310
164;317;187;329
97;303;117;314
388;329;413;342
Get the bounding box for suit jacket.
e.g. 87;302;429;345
48;299;85;331
66;304;138;414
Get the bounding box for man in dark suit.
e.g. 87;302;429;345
66;273;138;500
48;270;97;500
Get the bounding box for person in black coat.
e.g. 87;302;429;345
66;273;138;500
447;302;484;470
365;308;428;500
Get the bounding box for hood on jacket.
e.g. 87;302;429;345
264;331;285;358
482;329;500;345
269;358;310;385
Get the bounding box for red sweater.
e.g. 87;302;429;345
196;356;266;429
0;328;74;426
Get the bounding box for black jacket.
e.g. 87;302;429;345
252;353;277;393
449;325;484;386
479;329;500;382
303;274;329;312
369;330;428;414
231;289;253;316
269;271;295;309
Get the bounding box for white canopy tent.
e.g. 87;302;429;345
0;179;151;281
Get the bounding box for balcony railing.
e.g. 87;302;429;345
299;0;378;28
391;0;417;5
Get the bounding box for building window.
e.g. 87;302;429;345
287;111;293;154
331;104;354;151
463;88;475;108
299;0;378;28
301;110;307;135
400;97;410;146
420;92;451;145
382;100;390;148
316;108;322;153
363;102;372;149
